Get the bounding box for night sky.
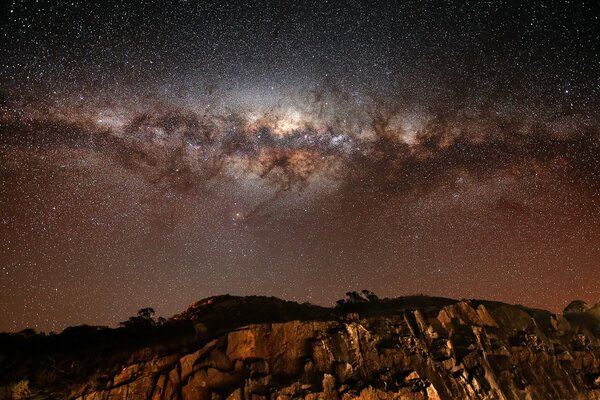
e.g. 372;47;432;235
1;0;600;332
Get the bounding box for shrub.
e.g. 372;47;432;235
588;303;600;319
563;300;588;315
11;380;31;400
335;290;379;307
120;307;167;328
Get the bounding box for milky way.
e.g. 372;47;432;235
1;0;599;332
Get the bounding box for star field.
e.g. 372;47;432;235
0;0;599;332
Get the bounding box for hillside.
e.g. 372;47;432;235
1;295;600;399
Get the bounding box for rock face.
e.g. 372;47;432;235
64;299;600;400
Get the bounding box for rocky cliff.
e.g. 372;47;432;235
2;296;600;399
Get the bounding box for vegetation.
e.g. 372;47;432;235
2;294;599;398
119;307;166;328
334;291;459;316
11;380;32;399
0;299;331;397
588;303;600;319
335;290;380;307
563;300;588;315
561;300;600;335
0;308;196;398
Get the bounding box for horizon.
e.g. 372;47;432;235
1;0;599;333
0;291;587;334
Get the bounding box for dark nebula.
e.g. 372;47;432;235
1;0;599;332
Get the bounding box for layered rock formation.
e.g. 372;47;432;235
75;299;600;399
2;296;600;399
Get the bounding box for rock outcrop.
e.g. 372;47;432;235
75;301;600;399
2;296;600;399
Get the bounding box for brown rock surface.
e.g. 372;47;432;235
2;296;600;399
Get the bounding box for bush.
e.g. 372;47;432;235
588;303;600;319
11;380;31;400
335;290;379;307
119;308;166;328
563;300;588;315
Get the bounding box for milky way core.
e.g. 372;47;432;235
1;0;599;332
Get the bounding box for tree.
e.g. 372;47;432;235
346;291;368;304
18;328;37;337
563;300;588;315
335;290;380;307
138;307;155;320
362;290;379;302
588;303;600;319
120;307;166;328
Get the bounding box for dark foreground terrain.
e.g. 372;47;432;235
1;294;600;399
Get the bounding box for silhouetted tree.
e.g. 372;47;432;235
362;289;379;302
138;307;155;320
346;291;367;303
18;328;37;337
335;290;380;307
563;300;588;315
120;308;166;328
